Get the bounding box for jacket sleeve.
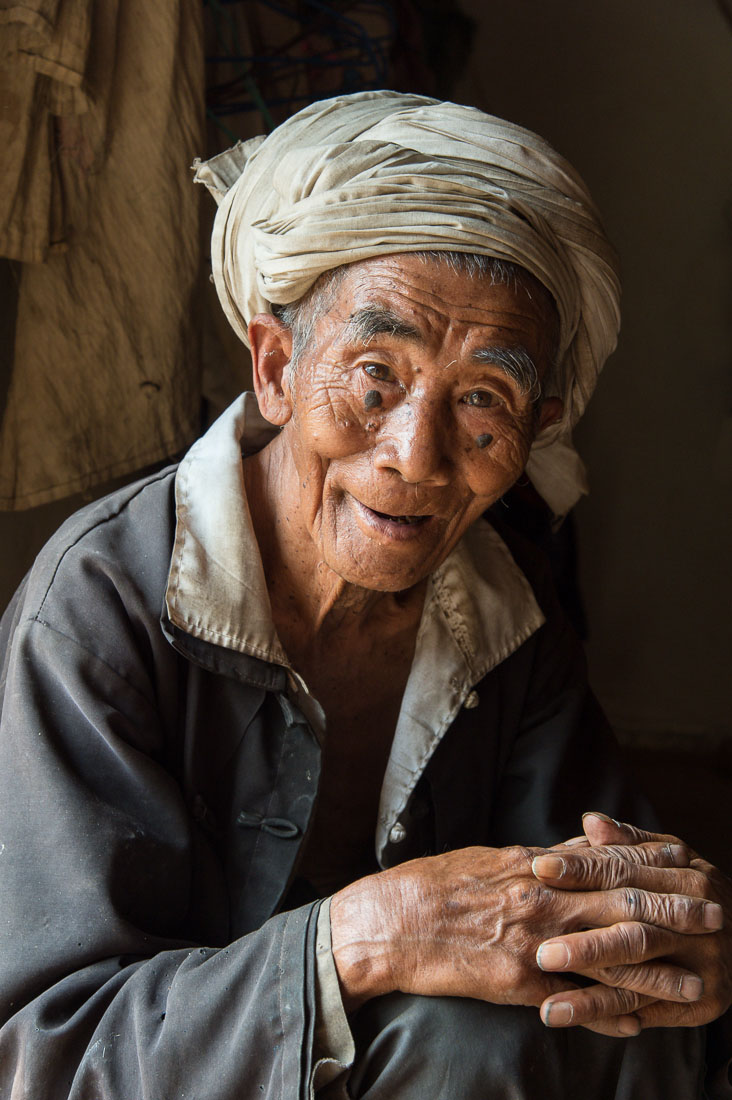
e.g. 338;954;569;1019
0;596;321;1099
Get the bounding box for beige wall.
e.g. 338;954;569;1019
456;0;732;736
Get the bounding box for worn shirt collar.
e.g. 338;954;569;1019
166;392;288;666
166;393;545;859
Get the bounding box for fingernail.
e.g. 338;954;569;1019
543;1001;574;1027
704;902;723;930
537;942;570;970
617;1016;641;1037
678;974;704;1001
582;811;619;825
563;836;588;847
532;855;566;880
668;843;688;866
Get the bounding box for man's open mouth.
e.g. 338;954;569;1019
350;496;437;539
368;508;429;526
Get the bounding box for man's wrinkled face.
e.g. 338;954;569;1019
252;254;562;592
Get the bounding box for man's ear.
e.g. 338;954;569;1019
248;313;294;426
536;396;564;433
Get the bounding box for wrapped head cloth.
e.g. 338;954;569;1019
194;90;621;517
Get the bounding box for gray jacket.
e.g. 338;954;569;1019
0;399;641;1099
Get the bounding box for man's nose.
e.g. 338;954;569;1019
373;395;452;485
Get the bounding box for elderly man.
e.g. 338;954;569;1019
0;92;729;1099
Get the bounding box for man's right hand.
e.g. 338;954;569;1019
329;841;711;1034
533;817;732;1034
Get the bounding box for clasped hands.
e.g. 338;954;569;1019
330;813;732;1036
533;813;732;1036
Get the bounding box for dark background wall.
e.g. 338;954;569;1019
455;0;732;745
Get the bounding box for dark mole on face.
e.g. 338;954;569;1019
476;433;493;449
364;390;383;410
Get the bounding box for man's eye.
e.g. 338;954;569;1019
363;363;393;382
463;390;498;408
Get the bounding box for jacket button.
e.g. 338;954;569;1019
389;822;407;844
464;690;480;709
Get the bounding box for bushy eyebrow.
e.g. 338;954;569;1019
342;307;541;399
471;345;541;399
343;306;420;344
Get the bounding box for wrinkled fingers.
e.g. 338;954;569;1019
557;885;722;935
537;920;680;972
540;985;655;1032
531;845;708;895
536;920;705;1002
581;961;703;1003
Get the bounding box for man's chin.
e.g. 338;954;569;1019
321;542;443;595
318;497;473;592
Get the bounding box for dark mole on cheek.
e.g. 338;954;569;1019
476;433;494;449
364;390;382;410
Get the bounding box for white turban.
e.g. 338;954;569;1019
194;90;621;517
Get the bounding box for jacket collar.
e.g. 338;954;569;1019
166;393;290;669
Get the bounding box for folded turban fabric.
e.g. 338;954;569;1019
194;90;621;517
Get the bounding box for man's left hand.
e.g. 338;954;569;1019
532;815;732;1033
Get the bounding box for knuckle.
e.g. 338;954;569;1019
688;869;715;900
593;854;625;889
615;921;635;954
673;893;701;927
600;963;667;996
630;963;676;998
565;853;597;888
646;892;675;926
630;889;700;929
514;845;537;867
614;986;644;1014
576;985;643;1023
616;919;650;958
618;843;653;867
593;964;629;988
506;880;550;911
623;887;641;916
573;934;605;968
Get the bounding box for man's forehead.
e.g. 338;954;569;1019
333;278;545;344
314;252;559;366
330;251;545;313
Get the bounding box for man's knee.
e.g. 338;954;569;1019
347;992;707;1100
348;993;562;1097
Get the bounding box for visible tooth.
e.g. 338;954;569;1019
375;511;425;524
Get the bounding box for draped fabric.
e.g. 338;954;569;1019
0;0;204;511
194;91;621;516
0;0;93;264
